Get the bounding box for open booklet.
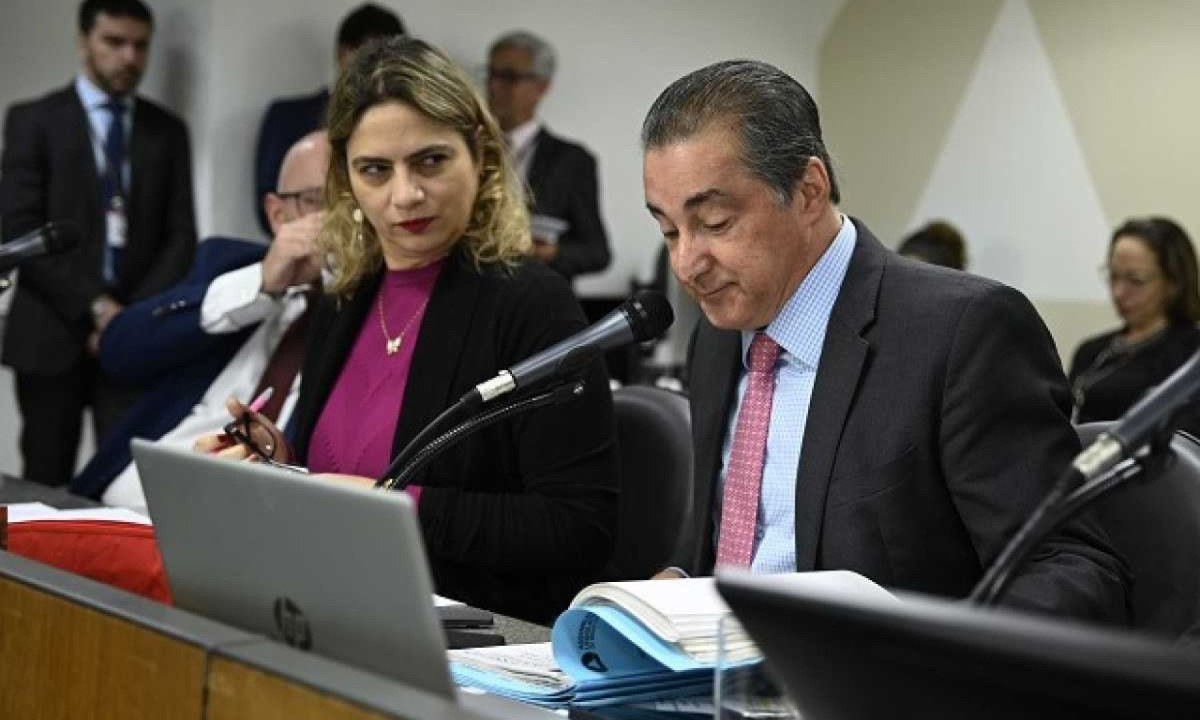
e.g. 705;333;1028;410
450;570;894;708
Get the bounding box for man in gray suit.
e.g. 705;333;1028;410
486;30;610;283
642;60;1128;622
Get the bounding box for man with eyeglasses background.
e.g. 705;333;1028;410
486;30;611;285
71;131;330;511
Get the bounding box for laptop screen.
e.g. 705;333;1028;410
133;439;455;698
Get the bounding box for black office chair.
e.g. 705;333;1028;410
605;385;693;580
1075;423;1200;639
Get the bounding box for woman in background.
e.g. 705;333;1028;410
1070;217;1200;434
201;37;617;623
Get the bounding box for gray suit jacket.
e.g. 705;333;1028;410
685;219;1129;623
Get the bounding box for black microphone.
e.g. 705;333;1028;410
0;222;81;273
473;290;675;402
1072;348;1200;483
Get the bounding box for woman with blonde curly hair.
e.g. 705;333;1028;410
201;37;617;622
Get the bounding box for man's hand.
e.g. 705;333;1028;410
651;568;687;580
90;293;123;333
531;238;559;263
261;212;324;295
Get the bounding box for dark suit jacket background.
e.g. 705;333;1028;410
526;128;610;281
291;249;619;623
684;219;1129;623
0;84;196;375
1069;321;1200;438
253;88;327;235
72;237;267;498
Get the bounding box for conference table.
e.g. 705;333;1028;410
0;474;565;720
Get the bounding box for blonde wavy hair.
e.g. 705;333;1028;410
322;37;531;297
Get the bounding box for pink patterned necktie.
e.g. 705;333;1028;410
716;332;781;568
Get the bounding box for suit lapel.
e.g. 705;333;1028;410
60;87;102;219
690;322;742;572
390;251;482;460
525;128;556;207
793;221;884;570
127;99;147;225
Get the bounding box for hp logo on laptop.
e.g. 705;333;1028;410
273;596;313;650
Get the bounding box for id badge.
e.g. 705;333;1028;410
106;200;127;249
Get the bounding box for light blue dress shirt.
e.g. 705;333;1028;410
714;216;857;573
75;74;132;193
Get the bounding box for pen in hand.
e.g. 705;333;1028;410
247;386;275;414
216;387;275;451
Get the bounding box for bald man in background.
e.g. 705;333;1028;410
72;131;330;509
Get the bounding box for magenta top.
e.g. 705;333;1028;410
307;259;445;503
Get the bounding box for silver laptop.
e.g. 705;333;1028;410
132;438;455;698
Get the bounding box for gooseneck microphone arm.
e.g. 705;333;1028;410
970;451;1167;607
378;380;585;491
970;412;1188;607
970;349;1200;606
374;389;484;489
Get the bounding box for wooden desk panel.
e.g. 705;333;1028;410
0;572;207;720
207;656;404;720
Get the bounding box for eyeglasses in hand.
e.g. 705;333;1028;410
222;412;309;474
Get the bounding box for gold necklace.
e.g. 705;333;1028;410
377;291;429;356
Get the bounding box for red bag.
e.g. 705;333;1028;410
7;520;173;604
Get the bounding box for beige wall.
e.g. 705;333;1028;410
819;0;1200;363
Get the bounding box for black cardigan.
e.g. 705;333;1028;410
1069;321;1200;436
292;249;619;623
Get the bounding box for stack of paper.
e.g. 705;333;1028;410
4;501;151;525
451;572;896;709
569;578;759;664
451;577;736;708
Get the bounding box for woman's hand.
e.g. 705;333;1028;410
193;396;291;464
314;473;378;489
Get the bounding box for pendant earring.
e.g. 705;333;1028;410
352;207;363;244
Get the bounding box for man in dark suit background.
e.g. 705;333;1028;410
0;0;196;486
486;31;611;284
641;60;1129;622
252;3;404;235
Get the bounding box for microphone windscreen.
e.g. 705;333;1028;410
623;290;674;342
45;221;81;253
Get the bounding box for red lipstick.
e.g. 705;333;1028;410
398;217;434;234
